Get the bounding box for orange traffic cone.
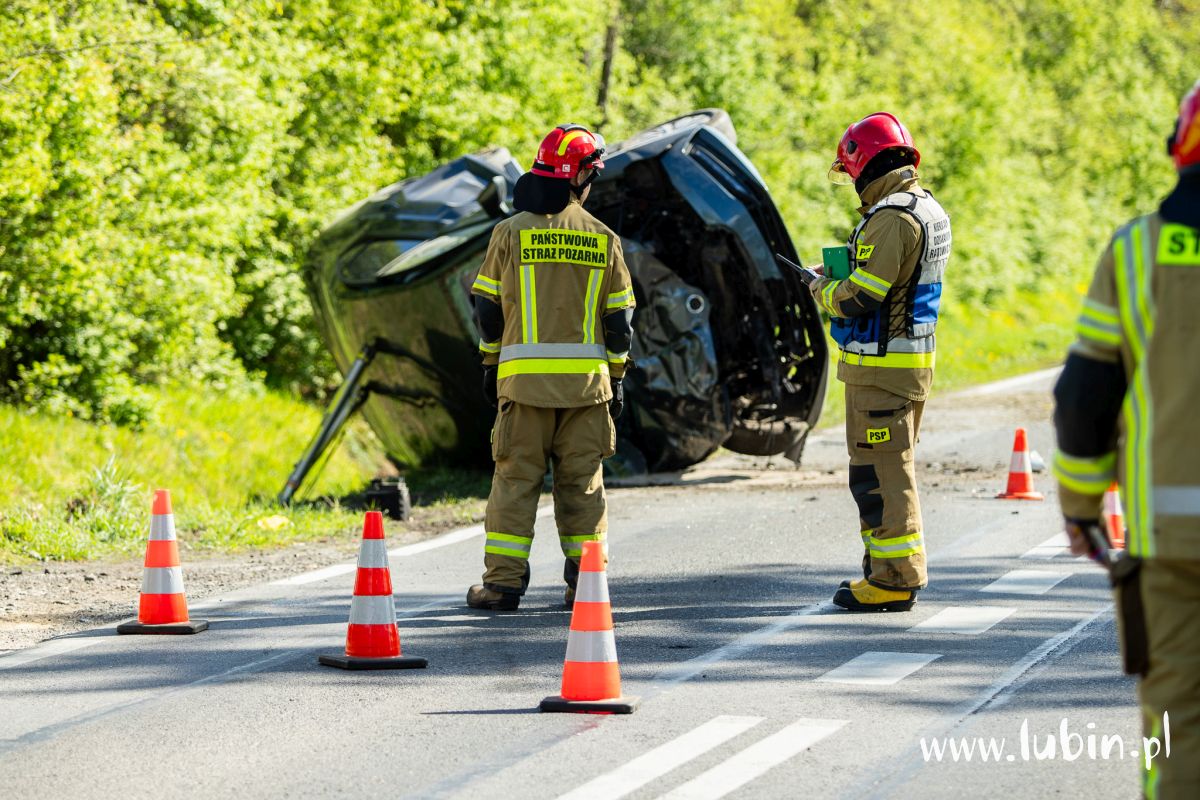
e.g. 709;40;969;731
1104;482;1126;550
319;511;427;670
117;490;209;634
996;428;1044;501
541;540;639;714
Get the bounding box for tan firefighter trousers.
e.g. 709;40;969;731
845;383;927;590
481;400;616;593
1130;559;1200;798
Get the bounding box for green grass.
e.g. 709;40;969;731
0;386;391;562
815;288;1077;430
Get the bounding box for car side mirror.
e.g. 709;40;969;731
477;175;512;219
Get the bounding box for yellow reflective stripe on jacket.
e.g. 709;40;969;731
472;274;500;296
497;358;609;379
1051;449;1117;495
1114;219;1156;556
519;265;538;343
868;531;924;559
821;279;841;315
606;287;633;309
606;349;628;364
583;269;603;344
839;349;935;369
484;532;533;559
1076;298;1121;348
478;339;501;355
848;268;892;300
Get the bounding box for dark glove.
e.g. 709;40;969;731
608;378;624;420
482;364;498;408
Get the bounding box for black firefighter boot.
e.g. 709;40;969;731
467;563;529;611
563;557;580;609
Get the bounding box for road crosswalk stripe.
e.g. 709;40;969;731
815;651;942;686
556;715;763;800
980;569;1072;595
907;605;1016;635
1020;532;1069;560
654;718;847;800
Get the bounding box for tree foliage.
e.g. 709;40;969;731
0;0;1194;422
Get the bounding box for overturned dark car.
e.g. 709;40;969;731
284;110;827;499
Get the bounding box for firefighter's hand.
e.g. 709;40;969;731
609;378;624;421
1064;517;1102;557
482;364;498;409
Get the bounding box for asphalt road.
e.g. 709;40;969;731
0;370;1143;799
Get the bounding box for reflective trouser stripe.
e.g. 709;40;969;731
583;269;603;343
497;359;608;379
499;343;607;362
357;539;390;568
860;530;872;548
868;532;924;559
1154;486;1200;516
1115;220;1156;555
520;265;538;342
564;629;618;663
560;533;602;558
574;571;610;604
349;594;396;625
1052;450;1117;495
141;566;184;595
485;533;533;559
149;514;176;541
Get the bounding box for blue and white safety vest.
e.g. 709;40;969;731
830;191;951;368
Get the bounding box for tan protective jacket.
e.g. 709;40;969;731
811;168;938;401
471;197;635;408
1054;214;1200;559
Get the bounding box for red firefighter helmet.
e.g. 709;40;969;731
828;112;920;185
1169;79;1200;173
530;124;606;179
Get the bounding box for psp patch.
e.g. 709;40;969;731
865;427;891;444
856;243;876;260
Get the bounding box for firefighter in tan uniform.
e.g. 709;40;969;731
466;124;635;611
811;113;951;612
1053;80;1200;798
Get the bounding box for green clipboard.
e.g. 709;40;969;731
822;245;851;280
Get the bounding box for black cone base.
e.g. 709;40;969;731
539;694;640;714
117;619;209;635
318;653;428;670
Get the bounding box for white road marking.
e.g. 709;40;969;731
655;718;847;800
849;604;1114;800
648;602;837;691
557;715;763;800
1020;532;1069;560
0;636;106;670
908;605;1016;635
816;651;942;686
271;562;357;586
951;367;1060;398
980;569;1072;595
272;506;554;586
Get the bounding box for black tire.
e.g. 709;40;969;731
723;421;809;463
